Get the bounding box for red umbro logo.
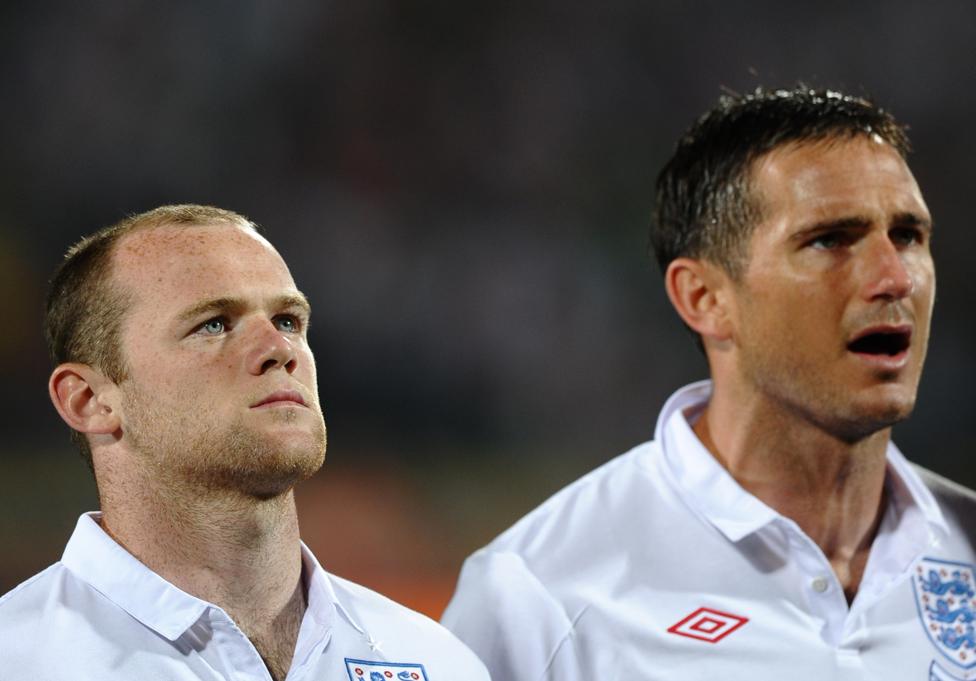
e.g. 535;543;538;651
666;607;748;643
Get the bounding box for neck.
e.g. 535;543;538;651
695;384;890;600
97;465;306;680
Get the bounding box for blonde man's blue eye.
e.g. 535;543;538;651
202;319;224;334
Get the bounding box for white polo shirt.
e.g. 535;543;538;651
0;513;489;681
442;381;976;681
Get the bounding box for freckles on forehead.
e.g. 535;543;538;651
117;222;283;275
111;222;297;314
117;221;266;261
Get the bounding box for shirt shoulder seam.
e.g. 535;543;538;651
538;603;590;681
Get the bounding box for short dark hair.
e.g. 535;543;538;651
651;86;911;278
45;204;257;468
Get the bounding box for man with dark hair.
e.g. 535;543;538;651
442;88;976;680
0;205;490;681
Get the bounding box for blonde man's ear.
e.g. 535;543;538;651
48;363;122;437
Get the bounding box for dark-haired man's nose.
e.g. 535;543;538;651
861;235;914;302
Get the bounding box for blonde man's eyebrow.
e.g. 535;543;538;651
275;293;311;316
175;297;244;324
175;294;310;326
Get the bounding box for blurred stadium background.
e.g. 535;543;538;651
3;1;976;618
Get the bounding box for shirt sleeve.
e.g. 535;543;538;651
441;550;580;681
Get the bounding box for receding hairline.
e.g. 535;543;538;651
103;215;261;290
114;214;259;247
99;218;274;356
43;204;268;469
111;204;260;233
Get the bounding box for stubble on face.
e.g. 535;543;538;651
732;300;918;444
120;365;327;500
725;138;934;445
105;222;329;502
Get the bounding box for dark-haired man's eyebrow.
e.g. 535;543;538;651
891;211;933;234
790;216;871;243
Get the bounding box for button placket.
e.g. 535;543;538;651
780;523;851;644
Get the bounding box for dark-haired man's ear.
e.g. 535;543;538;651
664;257;734;343
48;363;122;436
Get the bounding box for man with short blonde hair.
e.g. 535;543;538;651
2;205;490;681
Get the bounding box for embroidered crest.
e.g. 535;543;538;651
666;606;748;643
345;658;429;681
914;558;976;674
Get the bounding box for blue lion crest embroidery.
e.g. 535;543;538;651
915;558;976;673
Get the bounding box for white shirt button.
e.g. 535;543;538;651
811;576;830;593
